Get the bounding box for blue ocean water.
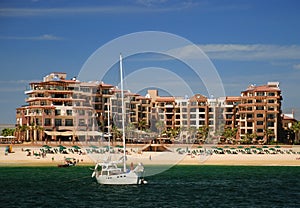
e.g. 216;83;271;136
0;165;299;207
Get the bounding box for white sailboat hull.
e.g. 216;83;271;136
95;171;144;185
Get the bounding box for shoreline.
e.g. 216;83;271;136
1;144;300;167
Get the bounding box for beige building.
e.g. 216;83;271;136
16;72;101;142
15;73;291;144
237;82;282;143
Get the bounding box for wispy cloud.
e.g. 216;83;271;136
0;34;63;41
168;44;300;61
293;63;300;70
0;80;39;84
0;4;191;17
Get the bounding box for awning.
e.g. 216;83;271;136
44;130;103;136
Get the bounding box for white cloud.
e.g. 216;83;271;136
293;64;300;70
0;34;63;41
0;4;189;17
168;44;300;61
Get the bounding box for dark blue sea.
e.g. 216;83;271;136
0;165;299;207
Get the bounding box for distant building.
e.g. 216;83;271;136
15;73;296;144
237;82;283;144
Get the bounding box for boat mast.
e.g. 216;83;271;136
120;53;126;172
107;101;111;158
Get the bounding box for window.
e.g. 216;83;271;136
191;102;197;106
190;114;196;119
55;119;62;126
268;106;275;111
268;99;275;103
78;110;85;116
256;129;264;133
190;108;197;112
79;119;86;126
199;108;205;112
247;114;253;118
199;121;205;125
256;99;263;103
66;110;72;116
256;121;263;125
257;114;264;118
256;106;264;110
256;92;265;96
65;119;73;126
55;109;61;116
44;118;51;126
44;109;52;115
267;122;274;127
268;92;275;96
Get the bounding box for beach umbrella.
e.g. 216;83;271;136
275;146;281;148
269;148;276;151
263;146;268;148
250;146;256;148
57;145;66;151
197;146;202;148
72;145;81;150
115;145;124;148
176;148;182;152
238;146;244;149
42;145;52;149
89;145;99;149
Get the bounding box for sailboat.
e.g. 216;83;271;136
92;54;146;185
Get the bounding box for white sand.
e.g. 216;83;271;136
1;145;300;167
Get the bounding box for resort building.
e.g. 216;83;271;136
15;73;294;144
237;82;283;143
16;72;101;142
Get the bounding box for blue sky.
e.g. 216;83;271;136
0;0;300;123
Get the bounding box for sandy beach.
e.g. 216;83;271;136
1;143;300;167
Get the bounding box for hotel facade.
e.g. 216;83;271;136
16;72;293;144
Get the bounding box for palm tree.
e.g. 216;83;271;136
249;133;257;144
264;128;274;144
1;128;15;136
197;125;209;144
36;126;45;142
188;127;198;143
241;133;253;144
125;122;136;143
166;128;179;144
222;127;238;144
19;125;29;142
291;121;300;144
155;120;164;137
137;119;147;131
111;125;122;145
